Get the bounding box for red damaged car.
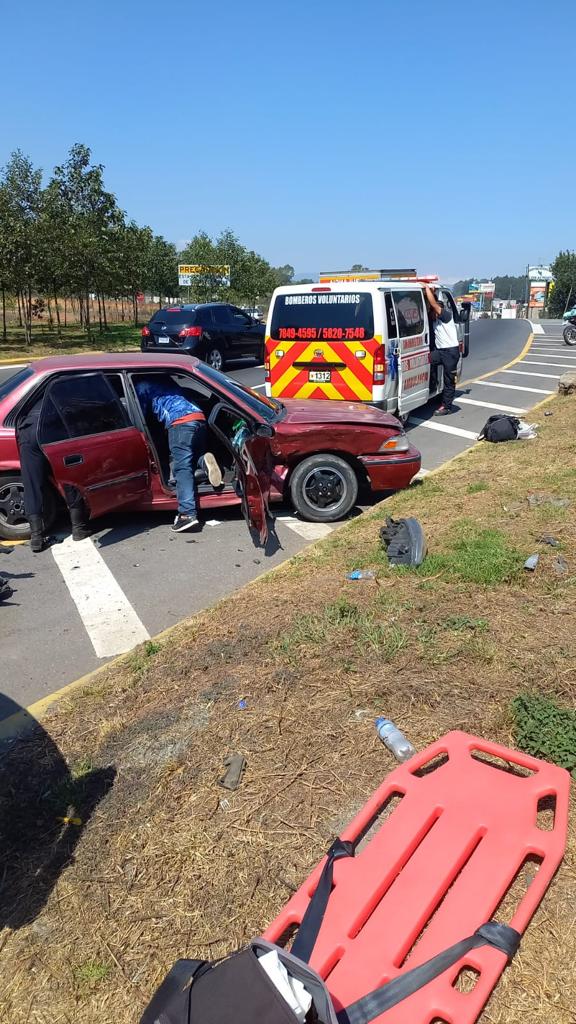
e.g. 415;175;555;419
0;354;420;542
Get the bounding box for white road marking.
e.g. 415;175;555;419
472;380;554;395
205;519;222;526
275;515;334;540
530;322;545;334
408;417;478;440
501;369;560;379
531;344;573;349
51;536;150;658
458;397;527;414
521;359;576;368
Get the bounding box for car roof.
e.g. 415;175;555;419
28;353;201;374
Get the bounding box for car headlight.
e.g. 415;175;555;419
379;432;410;453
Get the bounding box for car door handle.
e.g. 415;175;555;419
63;454;84;466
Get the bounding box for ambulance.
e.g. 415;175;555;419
264;270;471;420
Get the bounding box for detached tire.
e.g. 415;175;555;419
0;476;57;540
289;454;358;522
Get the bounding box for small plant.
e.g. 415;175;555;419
468;481;489;494
72;756;93;780
73;961;110;985
512;693;576;776
145;640;161;657
444;615;489;632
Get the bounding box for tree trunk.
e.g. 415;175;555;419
121;297;125;322
133;293;138;327
85;288;92;339
96;291;103;333
102;293;108;331
53;287;62;339
24;285;32;346
1;284;6;343
47;296;54;330
17;290;23;328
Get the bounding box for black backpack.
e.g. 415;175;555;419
479;415;520;443
140;839;520;1024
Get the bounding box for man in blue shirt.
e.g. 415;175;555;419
136;378;222;533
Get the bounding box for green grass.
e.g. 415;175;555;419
512;693;576;776
276;598;408;661
467;481;489;494
0;322;141;359
73;961;111;985
416;521;525;586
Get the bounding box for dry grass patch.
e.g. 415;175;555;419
0;396;575;1024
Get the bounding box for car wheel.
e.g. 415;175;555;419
206;345;225;371
289;454;359;522
0;476;57;540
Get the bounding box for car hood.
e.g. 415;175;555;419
280;399;401;428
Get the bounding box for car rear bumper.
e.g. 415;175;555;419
359;446;421;490
141;341;195;354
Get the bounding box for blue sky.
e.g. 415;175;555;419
1;0;574;281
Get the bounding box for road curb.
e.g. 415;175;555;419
0;325;549;742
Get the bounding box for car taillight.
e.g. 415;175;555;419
179;326;203;338
141;326;151;337
373;344;386;382
264;352;271;383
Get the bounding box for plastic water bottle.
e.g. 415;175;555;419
375;717;416;762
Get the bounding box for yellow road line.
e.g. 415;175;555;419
460;330;534;388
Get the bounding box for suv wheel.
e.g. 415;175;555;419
206;345;225;371
0;476;58;540
289;454;358;522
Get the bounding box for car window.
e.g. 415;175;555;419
384;293;397;338
197;364;281;423
391;290;425;338
39;374;130;443
211;306;232;326
151;309;195;326
230;306;252;325
195;308;213;327
0;366;34;401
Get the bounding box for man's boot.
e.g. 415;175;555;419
70;507;92;541
28;515;46;553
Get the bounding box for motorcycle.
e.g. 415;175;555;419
563;315;576;346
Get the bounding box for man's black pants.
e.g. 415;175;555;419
17;414;84;519
430;346;460;409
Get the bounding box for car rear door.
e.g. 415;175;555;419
208;402;270;543
442;288;469;357
229;306;261;357
37;373;151;519
392;288;432;419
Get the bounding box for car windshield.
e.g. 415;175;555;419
197;364;283;423
0;366;34;401
151;309;196;325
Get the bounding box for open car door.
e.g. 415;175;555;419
392;289;432;420
208;402;271;544
37;372;150;519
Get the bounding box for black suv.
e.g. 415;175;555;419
141;303;265;370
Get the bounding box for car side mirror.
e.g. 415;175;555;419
459;302;471;323
255;423;275;438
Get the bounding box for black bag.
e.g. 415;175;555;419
140;839;521;1024
479;414;520;442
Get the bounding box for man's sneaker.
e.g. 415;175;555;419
171;515;201;533
204;452;223;488
434;405;458;416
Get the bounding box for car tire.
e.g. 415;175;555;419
289;454;359;523
206;345;226;371
0;476;58;540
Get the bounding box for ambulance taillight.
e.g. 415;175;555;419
264;345;271;383
374;344;386;382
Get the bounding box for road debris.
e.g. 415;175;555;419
524;554;539;571
527;494;571;509
219;754;247;791
346;569;376;581
380;517;426;567
539;534;560;547
552;556;569;575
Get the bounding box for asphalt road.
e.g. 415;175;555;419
3;317;563;716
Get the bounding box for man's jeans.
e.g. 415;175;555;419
168;421;208;518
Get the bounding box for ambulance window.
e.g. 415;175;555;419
385;294;397;338
392;290;425;338
441;290;458;319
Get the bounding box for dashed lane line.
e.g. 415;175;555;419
408;417;478;440
471;380;554;395
457;397;526;414
51;536;150;658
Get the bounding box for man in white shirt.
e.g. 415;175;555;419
423;285;460;415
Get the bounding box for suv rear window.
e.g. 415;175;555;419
270;292;374;341
151;309;196;325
